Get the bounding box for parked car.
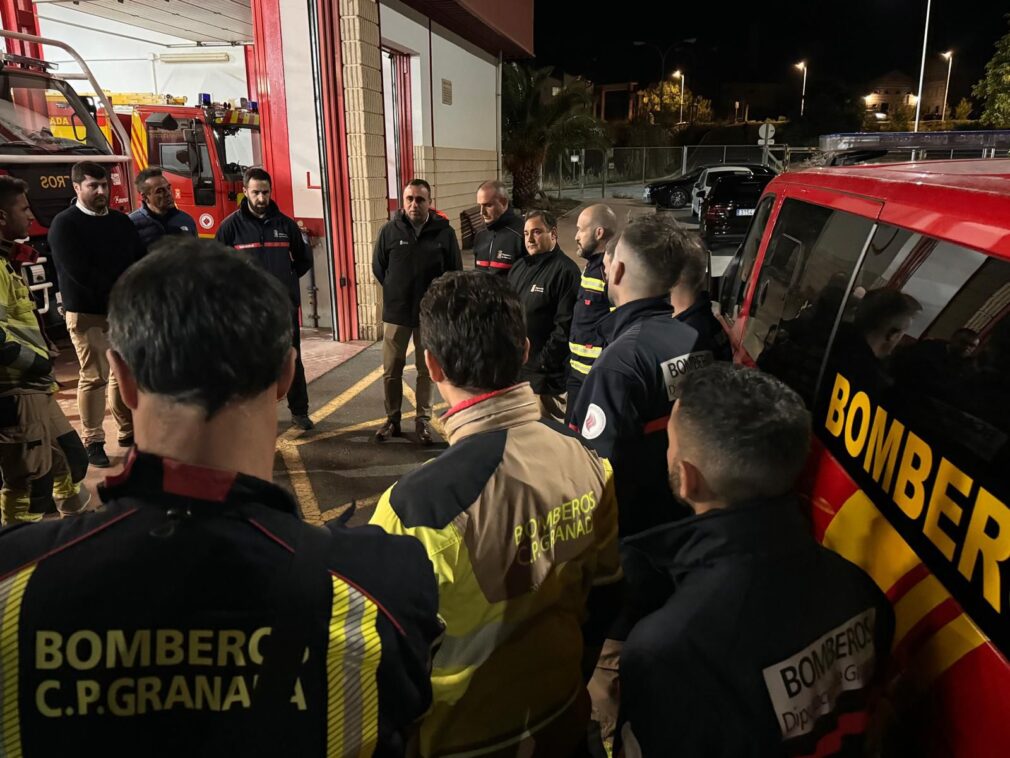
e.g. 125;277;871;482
691;164;776;217
698;173;774;249
643;165;711;209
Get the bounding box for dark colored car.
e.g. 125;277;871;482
643;166;710;209
698;174;774;248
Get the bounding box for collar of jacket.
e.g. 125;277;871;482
673;291;714;323
600;295;674;341
240;198;279;221
441;382;540;444
141;203;182;223
526;245;563;265
98;448;299;516
488;205;519;231
622;495;814;584
394;210;448;236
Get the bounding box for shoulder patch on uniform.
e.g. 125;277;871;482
389;429;507;529
581;403;607;440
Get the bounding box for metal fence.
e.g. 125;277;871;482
535;145;821;198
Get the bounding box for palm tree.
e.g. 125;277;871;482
502;63;608;208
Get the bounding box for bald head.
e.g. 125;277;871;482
574;203;619;259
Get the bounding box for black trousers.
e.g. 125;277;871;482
288;310;309;416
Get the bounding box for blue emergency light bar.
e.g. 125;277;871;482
198;93;212;107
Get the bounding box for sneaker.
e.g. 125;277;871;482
415;419;434;445
58;489;92;518
118;435;134;448
374;419;401;442
86;442;110;468
291;414;314;431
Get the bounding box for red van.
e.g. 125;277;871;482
718;160;1010;756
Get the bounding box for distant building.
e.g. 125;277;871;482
863;62;948;121
594;82;639;122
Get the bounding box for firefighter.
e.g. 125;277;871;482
669;246;732;361
473;179;525;275
617;365;894;757
128;167;198;246
216;167;314;431
370;270;620;758
371;178;463;444
0;239;442;756
566;203;618;423
0;176;89;524
507;210;581;422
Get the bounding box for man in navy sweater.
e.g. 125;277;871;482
48;161;146;468
128;167;197;247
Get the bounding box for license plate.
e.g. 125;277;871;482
736;208;755;216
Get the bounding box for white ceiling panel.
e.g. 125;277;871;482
36;0;252;45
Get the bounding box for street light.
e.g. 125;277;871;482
634;41;677;114
941;50;954;125
914;0;932;132
795;61;808;117
672;69;686;124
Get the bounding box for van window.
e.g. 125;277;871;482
814;225;1010;658
718;194;774;322
743;200;874;403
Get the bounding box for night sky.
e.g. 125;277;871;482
533;1;1008;108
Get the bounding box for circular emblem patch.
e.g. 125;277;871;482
581;403;607;440
199;213;215;230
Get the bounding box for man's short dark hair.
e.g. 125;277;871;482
243;166;272;186
108;238;292;418
677;248;707;293
524;209;557;230
618;214;701;291
135;167;163;194
477;180;508;201
71;161;107;184
406;178;431;196
420;271;526;392
0;176;28;213
675;364;811;504
854;289;921;338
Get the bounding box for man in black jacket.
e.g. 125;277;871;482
216;167;314;430
49;161;146;468
566;203;618;423
128;167;198;247
372;178;462;443
473;180;525;275
507;210;580;422
669;247;732;362
0;238;442;757
618;364;894;758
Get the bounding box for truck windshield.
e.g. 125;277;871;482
213;126;256;178
0;72;109;154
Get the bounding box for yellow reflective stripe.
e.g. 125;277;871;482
0;564;34;757
570;358;592;375
580;276;605;293
568;342;603;359
326;576;383;758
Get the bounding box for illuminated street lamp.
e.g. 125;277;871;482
672;69;686;124
795;61;808;117
941;50;954;124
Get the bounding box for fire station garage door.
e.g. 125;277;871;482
34;0;252;45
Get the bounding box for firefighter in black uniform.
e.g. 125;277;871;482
618;365;894;757
570;215;713;536
473;180;525;275
216;167;315;431
0;239;442;758
566;203;618;424
507;210;580;422
669;246;732;361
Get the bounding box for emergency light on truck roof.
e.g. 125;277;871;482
199;93;212;107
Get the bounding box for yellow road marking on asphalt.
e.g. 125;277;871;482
277;440;323;524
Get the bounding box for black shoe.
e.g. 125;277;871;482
118;435;134;448
415;419;434;445
86;442;110;468
374;420;401;442
291;414;314;431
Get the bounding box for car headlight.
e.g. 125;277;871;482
643;188;652;201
